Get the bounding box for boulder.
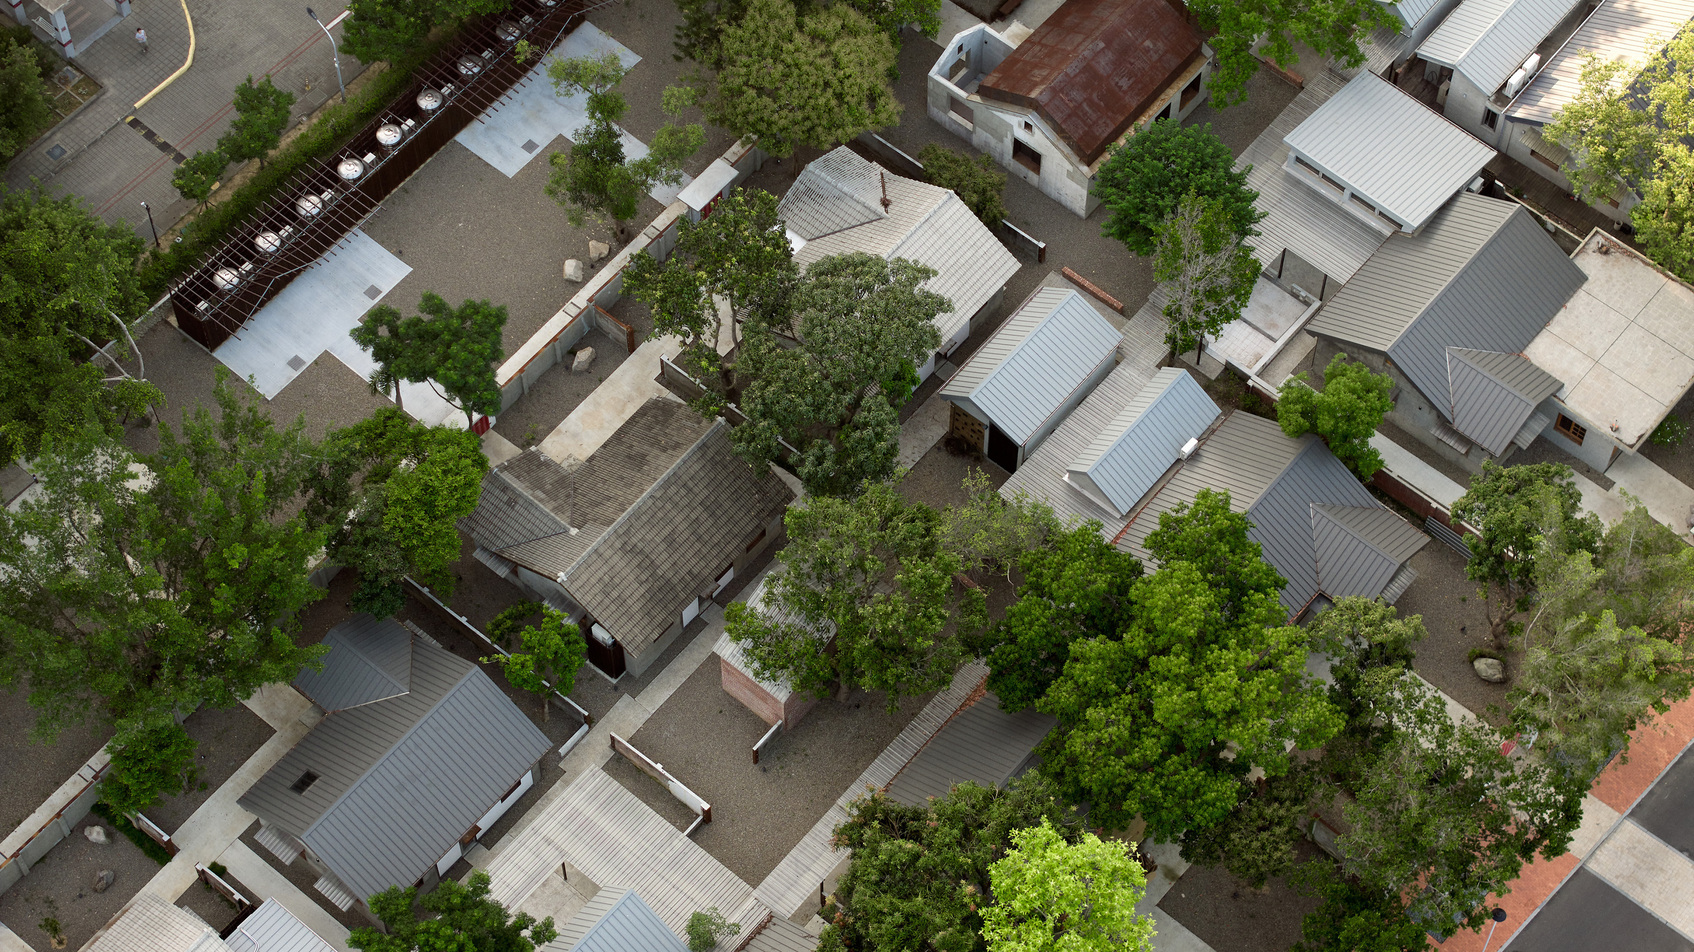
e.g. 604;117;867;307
1473;656;1507;683
92;869;115;893
563;258;584;282
571;347;596;373
83;825;108;845
587;240;610;263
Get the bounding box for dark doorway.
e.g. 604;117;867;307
585;623;626;679
1012;139;1042;175
987;421;1019;473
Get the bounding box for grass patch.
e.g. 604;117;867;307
89;800;174;866
1466;646;1505;663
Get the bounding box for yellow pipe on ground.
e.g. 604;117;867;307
131;0;194;113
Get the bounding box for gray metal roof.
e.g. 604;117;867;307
884;690;1056;806
940;287;1122;447
1309;192;1586;422
1282;73;1495;230
1446;348;1563;454
84;894;222;952
1241;69;1395;285
1391;0;1444;27
742;917;818;952
780;147;1020;344
1418;0;1583;92
554;890;689;952
1067;368;1221;516
1507;0;1694;124
292;615;412;712
225;899;339;952
240;632;551;901
1311;504;1431;603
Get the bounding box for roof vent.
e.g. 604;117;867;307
1178;436;1200;460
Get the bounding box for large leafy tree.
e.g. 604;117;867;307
940;471;1062;580
100;720;201;816
0;185;159;468
353;870;557;952
1291;862;1431;952
0;34;53;160
0;377;327;743
733;252;946;497
1546;26;1694;278
1036;490;1341;839
725;481;986;709
982;820;1154;952
482;608;588;721
674;0;936;68
351;291;508;426
218;74;296;168
1276;353;1395;480
1189;0;1397;106
920;143;1008;226
342;0;510;65
1092;121;1263;257
1152;191;1261;363
307;408;489;616
1450;461;1602;647
703;0;900;159
966;522;1143;713
546;53;703;244
817;775;1083;952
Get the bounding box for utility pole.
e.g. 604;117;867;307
307;7;345;103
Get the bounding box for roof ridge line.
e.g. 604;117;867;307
317;621;409;703
1387;195;1519;348
942;285;1063;392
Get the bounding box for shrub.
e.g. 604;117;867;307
919;143;1007;225
685;908;740;952
1651;414;1688;447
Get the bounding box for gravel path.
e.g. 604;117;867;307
1397;544;1518;722
0;814;164;952
0;688;110;835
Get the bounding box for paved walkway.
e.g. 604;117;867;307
537;334;683;465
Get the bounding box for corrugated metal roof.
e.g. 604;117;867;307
1240;69;1395;284
1311;504;1427;602
976;0;1204;164
780;148;1019;344
1446;348;1562;453
742;917;818;952
554;888;629;951
292;616;411;713
1361;22;1414;76
1241;440;1390;615
1313;504;1429;563
1067;368;1220;516
241;636;551;901
1418;0;1582;92
884;690;1056;806
941;288;1122;446
1282;73;1495;230
225;899;339;952
1507;0;1694;124
84;894;221;952
561;891;690;952
1392;0;1445;28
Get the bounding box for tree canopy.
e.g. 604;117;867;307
351;291;508;426
1092;121;1263;257
1188;0;1397;106
920;143;1008;226
702;0;901;159
1276;353;1395;480
342;0;510;65
1152;191;1261;361
0;32;54;161
982;820;1154;952
219;74;295;168
725;481;986;709
100;720;201;816
173;149;228;208
353;870;557;952
0;185;158;468
482;608;587;721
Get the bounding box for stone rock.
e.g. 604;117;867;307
1473;656;1507;683
563;258;584;282
587;240;610;263
571;347;596;373
83;825;108;845
92;869;115;893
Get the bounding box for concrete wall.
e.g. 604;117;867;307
1536;401;1621;471
1439;71;1501;148
0;753;110;895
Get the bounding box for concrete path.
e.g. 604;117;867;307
216;840;352;952
537;334;682;465
897;391;950;469
1371;432;1466;511
1598;451;1694;536
0;920;31;952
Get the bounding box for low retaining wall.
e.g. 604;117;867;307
609;732;712;833
0;749;111;894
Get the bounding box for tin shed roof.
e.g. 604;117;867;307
224;899;339;952
558;890;689;952
1067;367;1220;516
884;690;1056;806
976;0;1203;164
292;615;412;712
1508;0;1694;124
1418;0;1583;93
1446;347;1563;454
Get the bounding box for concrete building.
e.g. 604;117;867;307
239;616;552;914
927;0;1212;217
462;398;793;679
1414;0;1591;148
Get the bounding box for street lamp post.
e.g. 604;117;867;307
139;201;160;248
1481;907;1508;952
306;7;345;104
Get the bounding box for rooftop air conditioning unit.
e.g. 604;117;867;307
1179;437;1200;460
1436;80;1451;106
1523;53;1541;77
1505;68;1528;98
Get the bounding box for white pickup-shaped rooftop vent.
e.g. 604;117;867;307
1065;368;1220;516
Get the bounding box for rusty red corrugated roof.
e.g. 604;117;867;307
978;0;1202;165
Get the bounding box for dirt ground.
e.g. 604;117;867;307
142;705;274;835
0;688;111;835
1158;845;1326;952
1395;544;1520;722
175;871;248;934
1636;391;1694;485
0;813;164;952
490;328;631;448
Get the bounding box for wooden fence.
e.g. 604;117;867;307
131;813;178;856
609;732;712;834
196;863;252;910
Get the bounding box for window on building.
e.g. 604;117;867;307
1554;413;1586;445
1530;149;1561;170
949;98;973;129
1181;71;1204;109
1158;101;1173;121
291;771;320;794
1483;107;1499;130
1293;156;1321;178
1012;139;1042;175
1319;172;1344;193
1350;193;1378;214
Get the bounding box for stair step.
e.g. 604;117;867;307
1424;516;1471;559
314;874;357;911
1380;562;1419;604
254;822;303;865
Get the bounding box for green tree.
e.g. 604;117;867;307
1545;26;1694;278
1152;191;1261;362
172;149;227;208
0;35;53;160
341;0;510;65
352;870;557;952
351;292;508;426
546;53;703;244
1276;353;1394;480
725;481;987;709
672;0;750;69
0;377;327;742
1092;120;1263;257
1189;0;1397;106
920;144;1008;226
218;74;296;168
966;522;1143;713
940;471;1062;579
732;252;946;497
1450;461;1602;647
1291;862;1429;952
837;0;941;41
1036;490;1341;839
702;0;900;159
982;820;1155;952
482;608;587;721
1177;761;1320;889
100;721;200;816
308;409;489;616
685;909;740;952
817;774;1084;952
0;185;158;468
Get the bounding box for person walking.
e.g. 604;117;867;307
134;27;148;53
